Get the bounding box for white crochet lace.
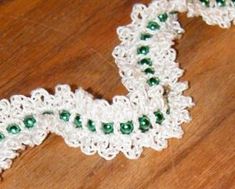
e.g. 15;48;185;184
0;0;234;176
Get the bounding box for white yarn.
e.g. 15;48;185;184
186;0;235;28
0;0;234;175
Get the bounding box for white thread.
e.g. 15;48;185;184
0;0;234;175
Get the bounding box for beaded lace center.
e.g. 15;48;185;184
0;0;234;176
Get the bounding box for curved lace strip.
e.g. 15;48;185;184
168;0;235;28
0;0;233;175
187;0;235;28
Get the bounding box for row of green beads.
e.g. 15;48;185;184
7;116;36;134
200;0;228;7
140;13;168;41
0;115;37;141
137;14;168;87
60;110;101;132
137;57;160;87
137;58;159;86
138;13;169;54
59;110;165;135
146;13;168;31
8;116;36;134
139;13;168;42
137;53;160;87
59;110;131;134
0;110;166;142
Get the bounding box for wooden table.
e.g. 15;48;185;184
0;0;234;188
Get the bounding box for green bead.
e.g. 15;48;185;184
144;67;155;75
154;110;165;124
138;58;152;66
158;13;168;22
74;115;82;128
147;77;160;86
137;46;150;55
139;115;151;132
0;132;5;141
23;116;36;129
147;21;160;30
120;121;134;135
140;33;152;40
216;0;226;6
102;122;114;134
87;120;96;132
7;124;21;134
200;0;210;7
59;110;71;122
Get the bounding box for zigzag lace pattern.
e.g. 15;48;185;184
0;0;234;175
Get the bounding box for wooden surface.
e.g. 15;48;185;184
0;0;235;188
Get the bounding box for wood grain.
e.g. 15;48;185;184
0;0;234;188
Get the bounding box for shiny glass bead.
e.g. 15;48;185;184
23;116;36;129
154;110;165;124
140;33;152;40
147;77;160;86
139;115;151;132
102;122;114;134
216;0;226;6
158;13;168;22
138;58;152;66
7;124;21;134
120;121;134;135
147;21;160;30
200;0;210;7
137;46;150;55
74;115;82;128
87;120;96;132
0;132;5;141
59;110;71;122
144;67;155;74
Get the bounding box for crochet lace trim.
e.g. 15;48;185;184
0;0;234;175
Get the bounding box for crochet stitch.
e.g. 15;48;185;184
0;0;234;176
